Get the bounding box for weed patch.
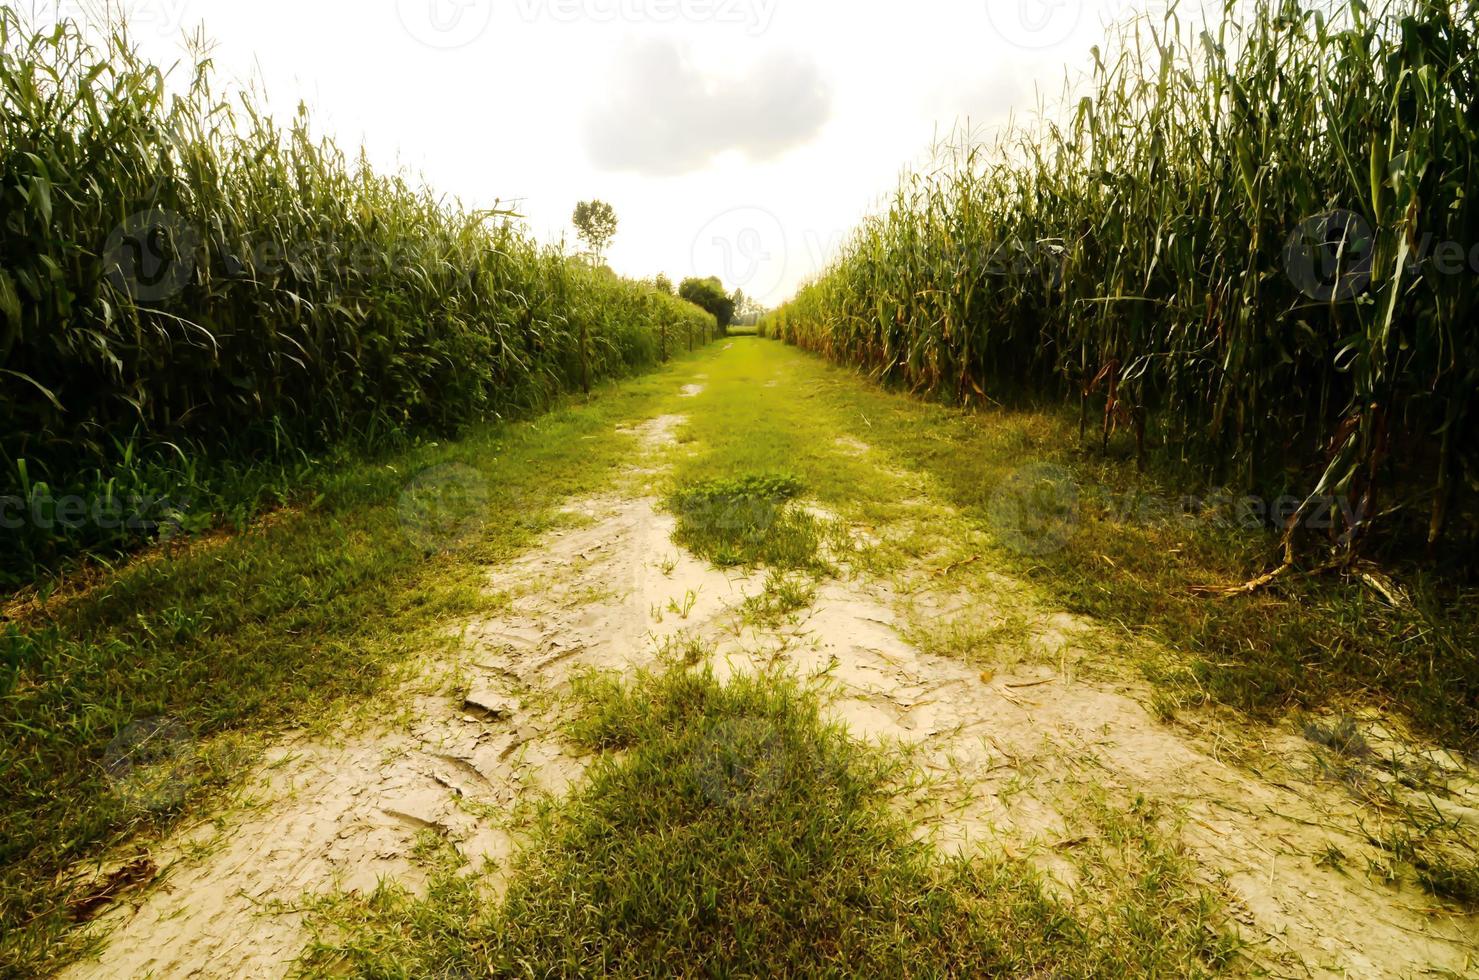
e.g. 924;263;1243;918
740;571;817;628
667;474;823;570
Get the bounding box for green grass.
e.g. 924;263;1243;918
287;339;1472;974
669;338;1479;912
650;341;1478;755
298;661;1236;978
667;474;824;570
671;339;1479;911
707;340;1478;751
740;571;818;628
10;339;1474;972
0;355;710;975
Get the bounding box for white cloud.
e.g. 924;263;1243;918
583;40;830;175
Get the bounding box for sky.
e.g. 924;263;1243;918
36;0;1169;306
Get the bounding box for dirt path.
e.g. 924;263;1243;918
64;392;1478;978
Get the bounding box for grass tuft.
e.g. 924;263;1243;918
299;662;1236;977
740;571;817;628
1302;715;1372;759
667;474;823;570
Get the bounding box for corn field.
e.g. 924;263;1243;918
768;0;1476;555
0;12;713;572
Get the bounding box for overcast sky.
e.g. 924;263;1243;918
40;0;1166;305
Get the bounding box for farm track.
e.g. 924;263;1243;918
61;346;1478;978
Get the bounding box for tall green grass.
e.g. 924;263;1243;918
0;13;713;581
769;0;1476;559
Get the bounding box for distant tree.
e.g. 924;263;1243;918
731;291;767;326
653;273;674;294
679;276;736;333
737;293;767;319
572;200;618;261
